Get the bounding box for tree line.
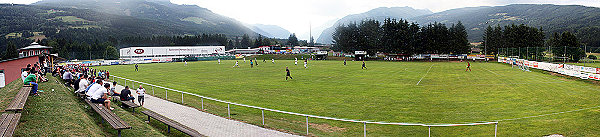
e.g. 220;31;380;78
332;18;470;55
483;24;585;61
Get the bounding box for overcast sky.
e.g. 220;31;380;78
2;0;599;39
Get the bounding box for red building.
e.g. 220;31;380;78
0;56;41;87
0;42;58;88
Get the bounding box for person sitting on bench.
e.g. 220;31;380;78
86;80;103;99
91;83;114;110
119;86;135;103
76;75;89;93
23;70;39;96
110;82;120;96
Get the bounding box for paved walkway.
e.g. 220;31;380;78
111;83;300;137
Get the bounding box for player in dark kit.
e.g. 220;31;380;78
285;67;293;80
466;62;471;71
361;61;367;69
135;64;139;71
344;60;346;66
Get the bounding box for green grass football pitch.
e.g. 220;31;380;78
95;60;600;136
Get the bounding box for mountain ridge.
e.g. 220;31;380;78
317;6;433;43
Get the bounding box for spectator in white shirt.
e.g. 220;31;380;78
21;68;30;83
136;85;146;106
77;75;89;93
91;83;113;110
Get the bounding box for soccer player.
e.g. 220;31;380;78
344;60;347;66
272;59;275;64
184;60;188;66
233;61;240;68
304;59;308;69
135;64;139;72
362;61;367;69
285;67;293;80
295;59;298;66
250;59;254;68
243;58;246;63
218;58;221;64
466;61;471;71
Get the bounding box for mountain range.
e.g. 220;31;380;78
317;4;600;46
31;0;256;37
245;24;291;39
317;7;433;44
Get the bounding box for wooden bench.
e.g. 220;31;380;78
141;110;203;137
118;98;140;113
76;92;86;98
0;113;21;137
84;99;130;137
4;87;32;112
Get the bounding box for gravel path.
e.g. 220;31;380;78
112;83;300;137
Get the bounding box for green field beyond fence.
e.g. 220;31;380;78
95;60;600;136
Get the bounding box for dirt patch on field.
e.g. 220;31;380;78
309;123;347;132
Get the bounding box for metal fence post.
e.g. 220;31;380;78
165;89;168;100
201;97;204;110
181;92;184;104
261;109;265;125
152;86;154;95
306;116;309;136
227;103;231;118
495;122;498;137
363;122;366;137
428;126;431;137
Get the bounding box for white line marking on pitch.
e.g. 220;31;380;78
416;64;435;85
482;66;500;76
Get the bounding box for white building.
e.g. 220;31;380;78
120;46;225;61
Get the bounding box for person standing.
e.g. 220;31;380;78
272;59;275;64
362;61;367;69
250;59;254;68
303;59;308;69
135;64;139;72
466;61;471;72
184;60;188;66
285;67;293;80
243;58;246;63
136;85;146;106
344;60;347;66
218;58;221;64
295;58;298;66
